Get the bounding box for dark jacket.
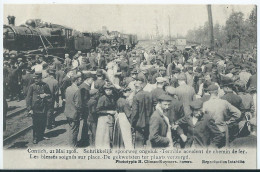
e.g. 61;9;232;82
26;81;51;114
176;113;224;148
131;90;153;131
149;109;170;148
79;82;91;119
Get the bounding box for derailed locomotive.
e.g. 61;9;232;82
3;16;138;57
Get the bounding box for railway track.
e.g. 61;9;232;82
4;106;33;146
4;103;64;147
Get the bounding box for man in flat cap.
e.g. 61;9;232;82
131;76;153;148
26;71;52;144
43;68;59;129
203;84;241;145
64;73;83;147
175;100;224;148
149;94;174;148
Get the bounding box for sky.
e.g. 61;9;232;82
3;4;255;39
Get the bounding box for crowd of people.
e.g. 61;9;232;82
3;42;257;149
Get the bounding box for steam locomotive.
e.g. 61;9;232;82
3;16;138;57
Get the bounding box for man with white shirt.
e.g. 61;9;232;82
149;94;173;148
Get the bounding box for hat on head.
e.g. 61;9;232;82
96;69;103;76
103;82;115;89
18;58;22;61
33;71;42;78
190;100;203;110
156;77;167;83
207;84;219;92
158;94;172;102
221;77;233;87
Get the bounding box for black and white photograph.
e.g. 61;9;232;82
1;2;258;169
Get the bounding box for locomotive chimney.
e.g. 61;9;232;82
7;15;15;26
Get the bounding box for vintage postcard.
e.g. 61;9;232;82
1;1;258;169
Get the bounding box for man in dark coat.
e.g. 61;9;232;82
64;73;82;147
8;64;19;101
165;86;185;146
175;100;224;148
78;73;95;146
26;71;52;144
131;76;153;148
60;70;73;110
149;94;173;148
87;89;99;147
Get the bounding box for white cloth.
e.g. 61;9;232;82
114;113;133;149
72;59;79;69
95;116;111;148
32;64;43;72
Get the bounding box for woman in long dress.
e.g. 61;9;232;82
95;83;117;148
113;87;133;149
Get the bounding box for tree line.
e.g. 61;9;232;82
186;6;257;53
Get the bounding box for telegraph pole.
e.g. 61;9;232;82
168;15;171;44
207;5;214;50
